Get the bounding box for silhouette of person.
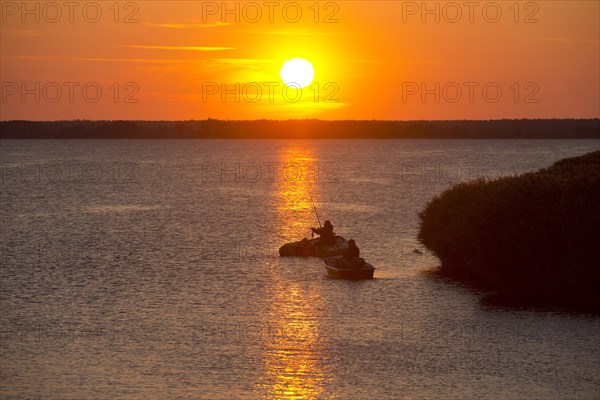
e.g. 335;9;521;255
311;220;335;245
344;239;360;260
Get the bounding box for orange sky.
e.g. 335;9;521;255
1;1;598;120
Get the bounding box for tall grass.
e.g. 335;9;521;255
418;151;600;312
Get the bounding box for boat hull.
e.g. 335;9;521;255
323;256;375;280
279;236;348;258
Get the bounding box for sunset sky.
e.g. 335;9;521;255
1;1;598;120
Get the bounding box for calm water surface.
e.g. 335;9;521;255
1;140;599;399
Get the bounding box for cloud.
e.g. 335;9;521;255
207;58;273;65
1;29;73;37
146;22;231;29
1;54;197;63
254;100;349;117
1;55;57;61
76;57;193;63
233;28;342;36
122;45;235;51
541;37;600;44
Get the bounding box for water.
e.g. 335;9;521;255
1;139;599;399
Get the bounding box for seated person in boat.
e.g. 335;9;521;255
311;220;335;245
344;239;360;260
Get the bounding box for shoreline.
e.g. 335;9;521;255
418;150;600;314
1;119;599;139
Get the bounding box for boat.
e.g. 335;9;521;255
323;256;375;280
279;236;349;258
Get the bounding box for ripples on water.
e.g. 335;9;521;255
1;139;599;399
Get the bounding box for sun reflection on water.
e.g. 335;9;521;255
257;283;332;399
255;144;334;399
274;145;322;243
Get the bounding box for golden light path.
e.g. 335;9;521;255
255;144;333;399
259;282;328;399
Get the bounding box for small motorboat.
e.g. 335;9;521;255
279;236;349;258
323;256;375;280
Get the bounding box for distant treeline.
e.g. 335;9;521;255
418;151;600;313
0;119;599;139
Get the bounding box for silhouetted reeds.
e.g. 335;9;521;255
418;151;600;313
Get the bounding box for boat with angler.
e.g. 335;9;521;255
323;255;375;280
279;236;349;258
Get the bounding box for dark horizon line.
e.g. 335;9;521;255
2;119;598;140
2;117;599;123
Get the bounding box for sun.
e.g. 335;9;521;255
280;58;315;89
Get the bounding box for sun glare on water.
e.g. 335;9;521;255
280;58;315;89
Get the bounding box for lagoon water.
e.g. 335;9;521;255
1;139;600;399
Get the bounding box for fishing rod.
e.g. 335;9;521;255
307;189;322;229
